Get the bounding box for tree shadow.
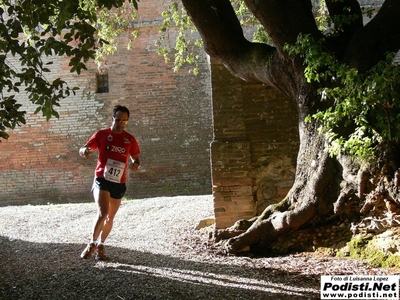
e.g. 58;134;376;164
0;237;320;299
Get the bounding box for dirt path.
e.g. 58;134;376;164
0;195;396;299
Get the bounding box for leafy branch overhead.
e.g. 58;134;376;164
0;0;138;140
286;35;400;163
156;2;203;75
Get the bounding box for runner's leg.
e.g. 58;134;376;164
92;188;111;242
99;197;122;243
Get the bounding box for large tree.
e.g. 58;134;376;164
176;0;400;255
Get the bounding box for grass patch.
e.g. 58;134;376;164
337;233;400;269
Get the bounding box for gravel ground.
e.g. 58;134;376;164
0;195;397;300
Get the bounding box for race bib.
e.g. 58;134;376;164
104;159;126;183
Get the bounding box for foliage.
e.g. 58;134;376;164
93;0;138;71
286;34;400;163
156;0;273;75
156;1;202;75
231;0;271;44
0;0;138;140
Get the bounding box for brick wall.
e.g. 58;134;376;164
1;1;300;231
210;59;299;229
0;1;213;206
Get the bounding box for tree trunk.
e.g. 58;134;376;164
224;113;343;254
222;124;400;255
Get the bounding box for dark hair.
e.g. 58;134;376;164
113;105;130;118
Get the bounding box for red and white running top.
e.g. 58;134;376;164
86;128;140;184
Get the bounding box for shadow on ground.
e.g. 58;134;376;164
0;236;320;299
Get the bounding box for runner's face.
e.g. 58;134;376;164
111;111;129;133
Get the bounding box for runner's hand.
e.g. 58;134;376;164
79;146;92;158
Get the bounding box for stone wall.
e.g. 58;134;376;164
210;59;299;229
0;1;213;206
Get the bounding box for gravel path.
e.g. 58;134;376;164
0;195;396;299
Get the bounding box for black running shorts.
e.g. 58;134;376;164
92;177;127;199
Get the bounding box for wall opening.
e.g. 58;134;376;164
96;72;109;93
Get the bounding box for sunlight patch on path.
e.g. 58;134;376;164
99;262;318;297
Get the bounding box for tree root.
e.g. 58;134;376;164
351;213;400;235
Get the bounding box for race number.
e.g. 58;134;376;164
104;159;126;183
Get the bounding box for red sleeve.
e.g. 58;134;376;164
86;131;100;150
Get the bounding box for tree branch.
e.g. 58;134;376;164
244;0;321;50
181;0;282;85
181;0;247;56
181;0;304;98
325;0;363;41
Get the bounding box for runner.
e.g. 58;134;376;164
79;104;141;260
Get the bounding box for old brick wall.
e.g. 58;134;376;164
1;1;300;231
210;59;299;229
0;1;213;206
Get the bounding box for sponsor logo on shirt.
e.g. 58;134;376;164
111;145;126;154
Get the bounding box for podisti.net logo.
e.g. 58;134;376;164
320;275;399;299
